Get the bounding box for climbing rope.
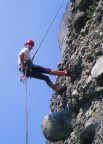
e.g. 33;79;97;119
24;70;28;144
32;0;66;61
23;1;66;144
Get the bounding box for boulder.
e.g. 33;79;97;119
91;56;103;78
41;110;76;142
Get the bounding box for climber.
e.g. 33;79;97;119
18;40;71;95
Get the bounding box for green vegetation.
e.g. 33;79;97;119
86;0;99;19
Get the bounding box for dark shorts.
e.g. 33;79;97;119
26;64;52;84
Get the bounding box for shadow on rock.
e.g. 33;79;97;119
80;124;96;144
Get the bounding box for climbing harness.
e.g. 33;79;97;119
19;60;33;82
20;0;67;143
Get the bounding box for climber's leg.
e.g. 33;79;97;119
50;67;71;76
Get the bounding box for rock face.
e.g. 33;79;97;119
42;110;76;142
58;2;71;55
42;0;103;143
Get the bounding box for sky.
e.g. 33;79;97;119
0;0;68;144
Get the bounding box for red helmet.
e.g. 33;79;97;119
25;40;34;47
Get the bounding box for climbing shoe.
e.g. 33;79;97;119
58;86;67;95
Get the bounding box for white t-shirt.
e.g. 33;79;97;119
18;47;31;65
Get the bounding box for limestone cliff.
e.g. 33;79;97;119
42;0;103;143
